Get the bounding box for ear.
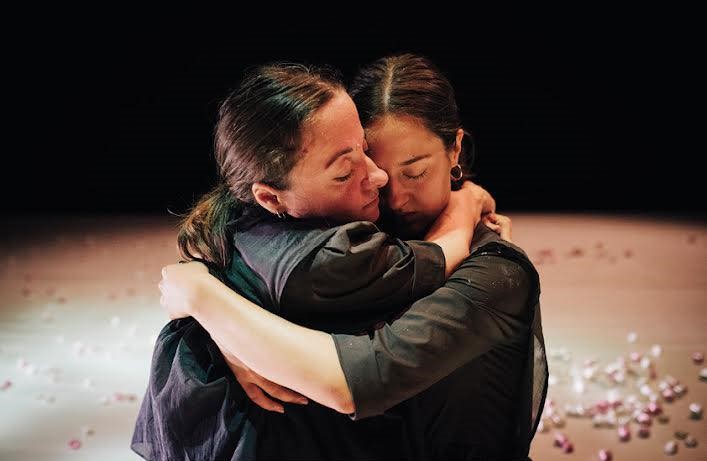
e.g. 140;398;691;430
251;182;286;215
449;128;464;165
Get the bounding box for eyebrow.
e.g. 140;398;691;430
325;147;354;168
399;154;432;166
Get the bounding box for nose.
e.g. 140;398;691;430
385;179;408;212
364;155;388;189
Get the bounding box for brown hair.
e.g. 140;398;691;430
177;63;344;268
349;53;475;189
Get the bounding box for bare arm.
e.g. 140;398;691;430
426;181;496;277
159;262;354;414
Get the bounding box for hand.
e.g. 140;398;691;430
461;180;495;215
482;212;512;242
432;181;495;232
158;261;210;319
214;338;309;413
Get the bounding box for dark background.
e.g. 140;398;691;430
6;12;701;216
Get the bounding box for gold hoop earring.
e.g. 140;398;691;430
450;164;463;181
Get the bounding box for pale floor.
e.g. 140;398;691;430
0;213;705;460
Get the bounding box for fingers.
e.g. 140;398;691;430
482;213;499;226
243;383;285;413
256;378;308;405
485;213;513;242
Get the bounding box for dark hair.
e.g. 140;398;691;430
178;63;344;268
349;53;475;188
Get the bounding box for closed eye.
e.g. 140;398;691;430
334;171;353;182
403;169;428;180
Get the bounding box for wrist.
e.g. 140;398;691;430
188;272;221;318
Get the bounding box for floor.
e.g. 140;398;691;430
0;213;705;460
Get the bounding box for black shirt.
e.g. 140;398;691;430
132;207;446;461
333;226;548;459
132;207;547;460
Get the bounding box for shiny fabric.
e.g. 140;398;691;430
132;207;548;460
333;231;549;460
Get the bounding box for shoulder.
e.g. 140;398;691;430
448;243;537;318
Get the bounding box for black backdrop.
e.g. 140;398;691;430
6;13;701;215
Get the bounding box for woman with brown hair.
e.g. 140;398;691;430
133;59;496;460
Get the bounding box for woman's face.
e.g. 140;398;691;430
365;114;461;237
281;91;388;222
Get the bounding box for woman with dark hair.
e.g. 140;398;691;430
152;54;548;460
132;60;495;460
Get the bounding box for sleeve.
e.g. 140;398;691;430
280;221;446;316
332;254;533;420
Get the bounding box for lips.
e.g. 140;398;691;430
364;195;379;208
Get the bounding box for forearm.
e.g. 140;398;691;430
426;214;475;277
190;274;354;413
425;182;497;277
336;256;531;419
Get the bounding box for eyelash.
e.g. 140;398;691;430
335;144;369;183
404;170;428;180
334;172;353;182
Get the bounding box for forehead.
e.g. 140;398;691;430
299;91;362;156
366;114;445;160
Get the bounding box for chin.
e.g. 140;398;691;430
365;208;381;223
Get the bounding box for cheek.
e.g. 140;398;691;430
296;181;361;219
284;180;331;218
417;170;451;213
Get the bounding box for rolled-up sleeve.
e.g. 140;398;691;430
281;221;445;315
333;254;532;420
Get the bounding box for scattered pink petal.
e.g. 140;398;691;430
595;400;610;414
561;440;573;453
67;439;82;450
663;440;678;455
662;388;675;402
553;432;568;447
692;352;704;364
1;380;12;391
618;424;631;442
636;412;651;426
